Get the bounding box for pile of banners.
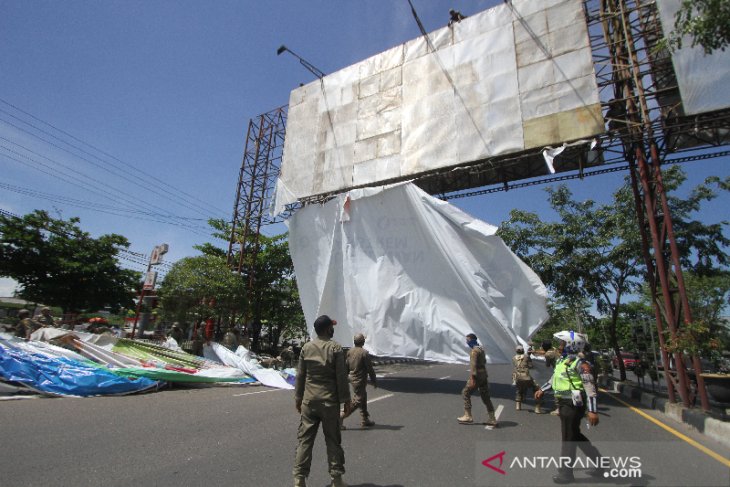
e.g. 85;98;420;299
0;328;294;398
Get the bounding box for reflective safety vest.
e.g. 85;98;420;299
552;357;584;396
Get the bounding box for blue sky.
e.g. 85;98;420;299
1;0;728;296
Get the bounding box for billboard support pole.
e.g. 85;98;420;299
605;0;709;410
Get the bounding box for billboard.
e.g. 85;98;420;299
657;0;730;116
274;0;603;214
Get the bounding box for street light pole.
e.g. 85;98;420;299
276;45;326;80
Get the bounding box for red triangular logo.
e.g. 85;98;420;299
482;450;507;475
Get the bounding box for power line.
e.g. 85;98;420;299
0;102;228;219
0;144;211;235
0;98;229;216
0;180;211;235
0;115;221;220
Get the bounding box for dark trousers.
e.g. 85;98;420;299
558;398;602;476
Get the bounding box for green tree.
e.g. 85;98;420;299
530;299;599;348
499;167;728;380
251;235;306;353
157;254;247;334
0;210;139;314
661;271;730;368
186;218;306;352
500;183;644;380
664;0;730;54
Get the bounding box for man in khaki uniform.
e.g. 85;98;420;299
457;333;497;427
293;315;352;487
340;333;377;429
15;309;41;339
35;307;58;328
542;340;562;415
168;322;184;344
221;326;239;351
512;345;544;413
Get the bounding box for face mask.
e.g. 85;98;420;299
327;326;335;338
467;338;478;349
516;350;524;355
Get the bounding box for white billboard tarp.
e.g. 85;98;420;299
657;0;730;115
274;0;602;214
287;183;548;364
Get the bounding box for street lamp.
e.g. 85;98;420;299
276;44;326;80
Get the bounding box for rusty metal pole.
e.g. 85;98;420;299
633;144;691;407
627;159;677;403
648;141;710;411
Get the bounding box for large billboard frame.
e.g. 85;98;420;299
274;0;605;214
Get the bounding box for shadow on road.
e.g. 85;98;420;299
342;424;403;431
375;376;517;401
458;420;519;429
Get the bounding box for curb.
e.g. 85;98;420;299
611;381;730;449
371;357;420;366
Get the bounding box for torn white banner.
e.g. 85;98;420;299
542;144;566;174
287;182;548;364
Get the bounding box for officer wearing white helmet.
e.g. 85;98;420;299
535;331;604;484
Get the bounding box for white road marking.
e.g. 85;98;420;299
485;404;504;430
233;388;287;397
494;404;504;419
437;376;451;380
368;393;394;404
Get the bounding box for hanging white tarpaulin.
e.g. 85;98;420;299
288;182;548;364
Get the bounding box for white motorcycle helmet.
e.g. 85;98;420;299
553;330;589;354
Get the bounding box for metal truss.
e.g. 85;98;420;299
226;106;287;334
587;0;730;411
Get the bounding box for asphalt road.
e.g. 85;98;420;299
1;361;728;487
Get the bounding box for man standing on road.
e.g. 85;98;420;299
512;345;544;413
535;330;604;484
340;333;377;429
293;315;352;487
541;340;562;415
457;333;497;427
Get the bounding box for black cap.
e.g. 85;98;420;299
314;315;336;334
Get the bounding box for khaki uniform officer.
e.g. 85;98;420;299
15;309;41;339
457;333;497;427
36;307;58;328
340;333;377;429
293;315;352;487
512;345;544;413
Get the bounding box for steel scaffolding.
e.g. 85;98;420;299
226;106;287;342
